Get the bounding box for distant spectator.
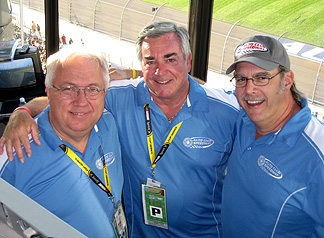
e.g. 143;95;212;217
13;24;46;73
37;24;41;36
69;38;73;45
81;39;84;46
32;21;36;32
61;34;67;45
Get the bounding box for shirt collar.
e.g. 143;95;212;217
242;98;311;148
276;98;311;147
37;106;106;152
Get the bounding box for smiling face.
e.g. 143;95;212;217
235;62;295;133
141;32;192;104
46;56;106;142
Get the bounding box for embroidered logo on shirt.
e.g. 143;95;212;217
183;137;214;148
257;155;283;179
96;152;115;169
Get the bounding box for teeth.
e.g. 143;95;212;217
247;100;262;105
156;80;170;84
73;112;86;115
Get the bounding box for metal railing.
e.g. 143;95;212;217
10;0;324;107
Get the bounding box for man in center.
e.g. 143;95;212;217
107;21;239;237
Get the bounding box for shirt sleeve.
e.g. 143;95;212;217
0;158;15;186
303;161;324;226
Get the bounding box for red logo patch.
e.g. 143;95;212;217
235;42;268;57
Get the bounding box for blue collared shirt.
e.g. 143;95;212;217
222;98;324;237
0;106;123;238
106;75;240;237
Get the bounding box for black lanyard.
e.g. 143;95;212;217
144;104;183;179
59;144;115;204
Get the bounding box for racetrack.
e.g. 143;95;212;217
59;0;323;104
11;0;324;106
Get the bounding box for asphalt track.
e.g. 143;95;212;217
66;0;323;102
9;0;324;118
11;0;324;102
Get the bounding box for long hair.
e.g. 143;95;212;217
279;65;304;104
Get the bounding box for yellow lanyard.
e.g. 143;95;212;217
59;144;113;202
144;104;183;177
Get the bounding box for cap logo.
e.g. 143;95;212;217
235;42;268;57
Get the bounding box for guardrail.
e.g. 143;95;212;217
10;0;324;107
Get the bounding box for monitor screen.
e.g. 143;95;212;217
0;46;46;115
0;58;37;88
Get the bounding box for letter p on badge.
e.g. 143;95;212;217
141;179;168;229
150;206;163;218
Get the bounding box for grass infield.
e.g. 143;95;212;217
142;0;324;48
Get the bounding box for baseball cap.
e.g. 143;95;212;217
226;35;290;74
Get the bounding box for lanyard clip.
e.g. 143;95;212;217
109;195;115;207
151;167;156;182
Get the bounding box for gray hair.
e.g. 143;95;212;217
136;21;191;62
279;65;304;104
45;46;110;89
279;65;305;105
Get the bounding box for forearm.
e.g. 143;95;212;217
21;96;49;117
129;68;143;79
0;96;48;162
109;67;143;80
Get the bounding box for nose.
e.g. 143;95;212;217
154;62;167;76
244;79;257;94
73;89;88;105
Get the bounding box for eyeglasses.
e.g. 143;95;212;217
231;70;283;88
51;85;106;100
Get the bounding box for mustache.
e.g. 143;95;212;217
241;95;266;101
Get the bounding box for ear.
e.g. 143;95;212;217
186;53;192;73
284;70;294;89
45;86;51;102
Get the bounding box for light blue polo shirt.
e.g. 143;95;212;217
106;75;240;237
222;98;324;237
0;106;123;238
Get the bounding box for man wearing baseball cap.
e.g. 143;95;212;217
221;35;324;237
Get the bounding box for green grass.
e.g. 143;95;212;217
141;0;324;48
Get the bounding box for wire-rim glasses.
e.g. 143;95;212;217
231;70;283;88
51;85;106;100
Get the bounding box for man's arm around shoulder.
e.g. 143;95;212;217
0;96;48;163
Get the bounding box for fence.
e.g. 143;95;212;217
11;0;324;106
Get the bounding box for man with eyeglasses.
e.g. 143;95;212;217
0;47;126;238
221;35;324;237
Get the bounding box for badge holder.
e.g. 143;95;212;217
112;200;128;238
141;178;168;229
